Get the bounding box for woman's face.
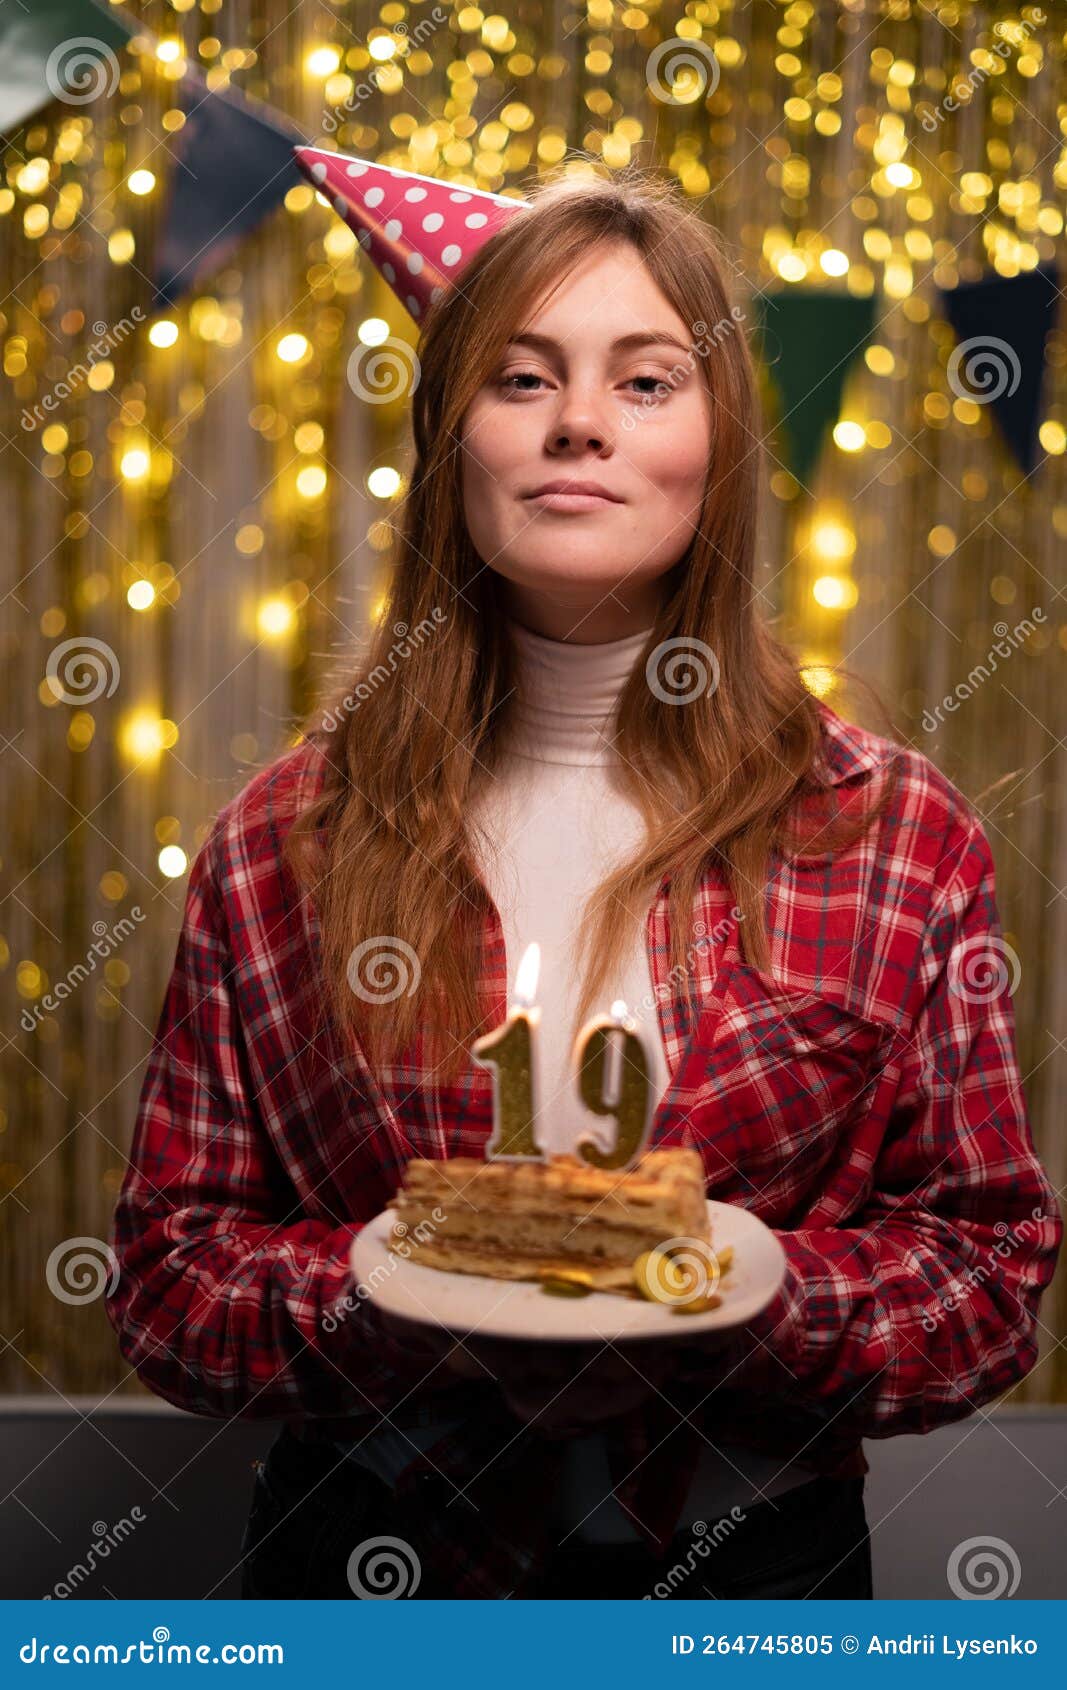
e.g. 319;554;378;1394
459;241;712;643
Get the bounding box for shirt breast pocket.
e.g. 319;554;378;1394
654;958;894;1222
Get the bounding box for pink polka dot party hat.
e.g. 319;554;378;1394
293;147;530;322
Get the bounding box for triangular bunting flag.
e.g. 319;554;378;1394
754;290;876;491
938;262;1059;475
153;69;304;306
0;0;139;134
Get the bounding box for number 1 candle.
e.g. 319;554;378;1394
472;941;545;1161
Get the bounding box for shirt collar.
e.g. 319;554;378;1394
813;700;889;788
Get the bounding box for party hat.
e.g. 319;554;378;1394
293;146;529;321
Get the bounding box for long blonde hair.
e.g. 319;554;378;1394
285;165;888;1084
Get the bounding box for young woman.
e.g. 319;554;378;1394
107;170;1062;1602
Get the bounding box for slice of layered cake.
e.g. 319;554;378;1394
389;1145;718;1299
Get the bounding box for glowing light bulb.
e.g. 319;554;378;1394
120;712;178;763
306;46;342;77
813;576;845;609
276;333;309;364
120;448;150;481
158;845;188;878
367;466;401;498
801;663;837;698
296;465;327;499
16;159;49;195
833;421;866;453
813;575;859;610
810;519;855;563
358;317;390;346
820;248;849;277
777;252;808;282
127;580;156;611
257;597;296;639
128;169;156;196
149;320;179;348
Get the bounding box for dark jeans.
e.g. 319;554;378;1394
240;1426;873;1599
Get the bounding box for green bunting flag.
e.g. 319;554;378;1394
0;0;139;134
937;262;1059;476
754;289;876;492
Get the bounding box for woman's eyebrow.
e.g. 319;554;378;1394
505;330;692;356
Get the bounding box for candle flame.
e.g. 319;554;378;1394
513;941;540;1007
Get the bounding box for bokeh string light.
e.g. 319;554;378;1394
0;0;1063;1396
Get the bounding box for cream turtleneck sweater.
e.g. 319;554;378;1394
466;616;670;1156
339;615;812;1540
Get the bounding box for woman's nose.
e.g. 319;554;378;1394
545;387;614;454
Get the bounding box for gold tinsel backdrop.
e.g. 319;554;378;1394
1;0;1064;1402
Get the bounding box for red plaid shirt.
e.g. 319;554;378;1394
107;703;1062;1598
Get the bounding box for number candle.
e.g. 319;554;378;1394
571;998;653;1171
472;941;545;1161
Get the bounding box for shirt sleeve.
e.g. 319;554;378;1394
105;825;447;1421
689;818;1063;1440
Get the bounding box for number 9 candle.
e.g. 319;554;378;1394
571;998;653;1170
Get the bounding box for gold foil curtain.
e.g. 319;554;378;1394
1;1;1063;1400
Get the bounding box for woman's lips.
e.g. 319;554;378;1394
524;490;623;511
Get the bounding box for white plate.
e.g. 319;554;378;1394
349;1199;786;1344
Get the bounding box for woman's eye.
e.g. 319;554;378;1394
495;370;673;398
499;369;548;393
627;374;669;397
